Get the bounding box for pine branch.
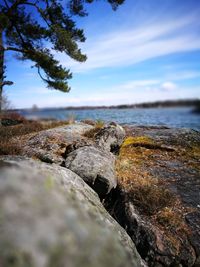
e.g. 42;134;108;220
3;0;23;16
5;46;25;53
21;2;51;27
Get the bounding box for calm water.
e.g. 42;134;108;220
20;107;200;130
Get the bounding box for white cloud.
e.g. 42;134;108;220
160;82;177;91
9;79;200;108
166;71;200;81
56;13;200;72
117;80;160;90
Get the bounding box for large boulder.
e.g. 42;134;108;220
23;123;94;164
0;156;146;267
65;146;117;197
95;123;126;152
22;122;123;198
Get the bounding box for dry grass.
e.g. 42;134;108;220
156;207;189;233
128;183;175;215
83;120;105;139
0;119;70;156
95;120;105;128
117;162;175;215
116;135;192;240
0;111;27;124
0;140;22;155
0;120;70;140
117;136;177;216
66;113;76;124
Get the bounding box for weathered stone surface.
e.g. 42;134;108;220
124;203;196;267
186;212;200;266
125;126;200;148
22;123;94;164
107;126;200;266
0;156;146;267
65;146;117;196
22;122;122;198
95;124;126;152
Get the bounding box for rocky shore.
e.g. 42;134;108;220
0;121;200;266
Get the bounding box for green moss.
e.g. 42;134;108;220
44;176;55;190
121;136;155;148
83;121;105;139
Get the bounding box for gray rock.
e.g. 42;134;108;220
110;125;200;266
23;123;94;164
95;124;126;152
0;156;145;267
125;202;196;267
65;146;117;197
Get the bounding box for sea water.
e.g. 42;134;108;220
20;107;200;130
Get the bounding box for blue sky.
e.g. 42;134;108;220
5;0;200;108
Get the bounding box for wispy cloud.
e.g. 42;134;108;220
160;82;177;91
10;78;199;108
57;12;200;72
166;71;200;81
116;79;160;90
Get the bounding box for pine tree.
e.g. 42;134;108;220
0;0;124;112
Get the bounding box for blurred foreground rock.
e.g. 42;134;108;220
0;156;145;267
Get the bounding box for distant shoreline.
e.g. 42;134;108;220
12;99;200;112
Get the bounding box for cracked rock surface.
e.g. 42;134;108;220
65;145;117;196
22;123;94;164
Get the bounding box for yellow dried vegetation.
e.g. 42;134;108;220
83;120;105;139
116;135;192;240
156;207;189;233
0;120;70;156
116;136;176;216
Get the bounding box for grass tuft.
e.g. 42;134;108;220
116;134;191;240
156;207;190;235
127;183;175;215
117;136;177;216
83;120;105;139
0;120;70;156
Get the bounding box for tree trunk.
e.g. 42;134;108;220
0;29;4;114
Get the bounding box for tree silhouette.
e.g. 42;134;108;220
0;0;124;111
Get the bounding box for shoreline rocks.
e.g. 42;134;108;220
22;122;125;198
22;123;94;164
1;122;200;266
